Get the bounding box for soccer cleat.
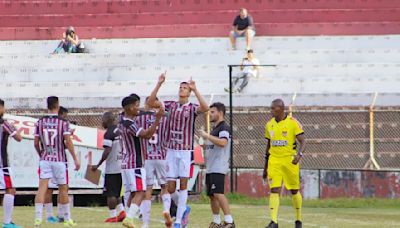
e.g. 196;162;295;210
118;211;127;222
180;206;191;228
3;223;22;228
104;217;119;223
57;217;64;223
222;221;236;228
163;211;173;228
34;219;42;228
63;219;77;227
209;222;222;228
122;217;136;228
266;221;278;228
295;220;302;228
46;216;59;223
173;223;180;228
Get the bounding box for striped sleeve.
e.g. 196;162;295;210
62;121;72;135
163;101;174;112
3;120;17;137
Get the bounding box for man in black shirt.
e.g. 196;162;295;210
229;8;256;50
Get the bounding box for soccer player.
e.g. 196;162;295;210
119;95;164;228
43;106;69;224
148;72;209;228
138;97;172;228
33;96;81;227
198;102;235;228
0;99;23;228
92;111;126;223
263;99;306;228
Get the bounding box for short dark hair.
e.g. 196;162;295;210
210;102;226;115
47;96;59;110
129;93;141;101
0;99;4;107
58;106;68;116
122;96;139;108
247;49;254;53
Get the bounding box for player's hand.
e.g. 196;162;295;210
188;78;197;91
292;154;302;165
91;165;98;171
197;129;208;139
158;71;166;85
74;159;81;171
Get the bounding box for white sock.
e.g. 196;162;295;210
124;191;130;210
171;191;179;205
117;203;125;213
3;194;14;224
224;214;233;223
140;200;151;224
35;203;44;220
45;203;53;218
161;194;171;213
127;204;140;219
175;189;188;224
57;204;63;219
109;209;117;218
59;204;71;221
213;214;221;224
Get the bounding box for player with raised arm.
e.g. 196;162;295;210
119;95;164;228
33;96;81;227
148;72;209;228
0;99;23;228
92;112;126;223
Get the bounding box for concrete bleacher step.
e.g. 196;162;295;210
0;49;399;67
1;35;400;54
2;21;400;40
1;0;399;15
3;8;400;27
1;63;400;82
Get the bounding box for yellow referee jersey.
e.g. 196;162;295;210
265;116;304;158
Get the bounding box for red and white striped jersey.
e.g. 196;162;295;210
136;111;169;160
164;101;199;151
0;119;17;168
34;114;72;162
118;116;144;169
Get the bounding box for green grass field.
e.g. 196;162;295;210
4;197;400;228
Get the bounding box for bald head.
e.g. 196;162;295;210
271;99;286;119
102;111;115;129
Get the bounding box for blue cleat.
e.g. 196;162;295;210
173;223;180;228
181;206;191;228
46;216;58;224
3;223;22;228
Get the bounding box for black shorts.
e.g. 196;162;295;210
206;173;225;196
103;173;122;197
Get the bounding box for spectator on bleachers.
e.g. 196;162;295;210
225;49;259;93
53;26;86;54
229;8;255;50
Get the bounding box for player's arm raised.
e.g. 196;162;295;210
189;79;209;113
138;106;165;139
64;134;81;171
147;72;166;108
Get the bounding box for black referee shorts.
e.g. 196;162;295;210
205;173;225;196
103;173;122;198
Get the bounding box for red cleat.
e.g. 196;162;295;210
105;217;119;223
117;211;126;222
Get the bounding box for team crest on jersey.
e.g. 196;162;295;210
282;131;287;137
269;131;274;137
184;109;191;117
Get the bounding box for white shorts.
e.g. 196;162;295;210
0;168;14;189
39;161;68;185
145;159;167;187
166;149;194;180
37;168;58;189
122;168;146;193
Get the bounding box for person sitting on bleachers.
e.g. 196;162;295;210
225;49;260;93
229;8;256;51
53;26;86;54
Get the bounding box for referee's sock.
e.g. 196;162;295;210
269;193;280;223
292;192;302;221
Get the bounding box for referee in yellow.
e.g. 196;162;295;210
263;99;306;228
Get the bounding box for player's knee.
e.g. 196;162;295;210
291;189;299;195
270;187;281;194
